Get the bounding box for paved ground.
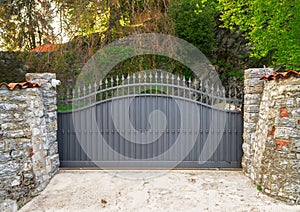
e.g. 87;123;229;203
20;170;300;212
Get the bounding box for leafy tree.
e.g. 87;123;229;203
55;0;171;44
0;0;221;85
0;0;56;50
218;0;300;70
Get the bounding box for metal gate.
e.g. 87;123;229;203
57;72;243;168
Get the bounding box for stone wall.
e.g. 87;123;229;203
0;73;59;211
243;68;300;205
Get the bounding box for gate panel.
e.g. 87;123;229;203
58;72;243;168
58;97;243;168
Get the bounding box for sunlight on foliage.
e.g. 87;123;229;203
218;0;300;70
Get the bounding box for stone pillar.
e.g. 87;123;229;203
0;73;59;211
25;73;60;191
243;69;300;205
242;68;273;176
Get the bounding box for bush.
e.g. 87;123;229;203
168;0;217;58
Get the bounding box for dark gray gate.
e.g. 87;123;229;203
57;72;243;168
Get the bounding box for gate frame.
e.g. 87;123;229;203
57;72;243;168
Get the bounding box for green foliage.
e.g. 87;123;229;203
227;70;244;78
257;184;262;191
108;54;194;80
169;0;217;58
0;52;26;82
1;0;245;90
55;0;109;38
218;0;300;70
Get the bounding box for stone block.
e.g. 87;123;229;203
47;132;57;143
291;109;300;117
274;128;292;140
32;106;44;117
11;176;20;187
0;90;10;95
286;98;296;108
244;68;274;79
23;128;32;138
244;85;265;94
4;140;18;151
244;105;260;113
244;113;259;123
45;104;57;112
21;162;33;172
276;117;296;128
23;172;34;180
0;152;11;162
0;162;19;177
43;97;57;106
270;184;279;191
17;138;31;149
24;88;38;96
244;78;264;88
10;95;27;102
244;122;257;131
48;121;57;131
0;113;13;123
0;103;18;111
32;128;41;137
282;84;300;93
11;149;29;159
1;123;19;131
50;154;60;174
25;73;56;82
48;143;58;156
244;93;262;102
3;130;24;139
242;143;250;152
42;91;56;98
46;112;57;120
290;129;300;139
287;153;297;159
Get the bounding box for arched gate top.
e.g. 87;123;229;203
58;71;243;113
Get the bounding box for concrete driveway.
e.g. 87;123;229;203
20;170;300;212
